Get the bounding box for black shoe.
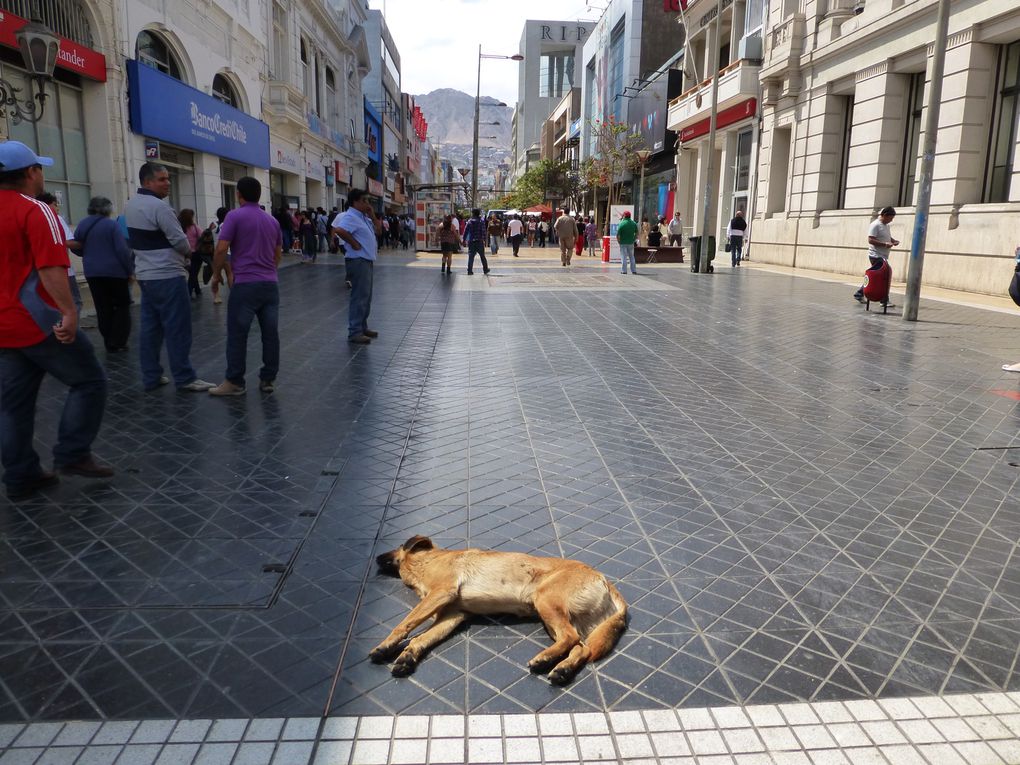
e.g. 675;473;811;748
467;271;474;275
362;329;379;338
854;294;865;303
6;470;59;501
483;270;490;275
349;334;372;344
59;456;114;479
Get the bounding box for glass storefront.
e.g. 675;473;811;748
3;62;90;224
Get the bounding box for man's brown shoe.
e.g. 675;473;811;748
349;334;372;344
362;329;379;338
7;471;59;501
60;456;114;479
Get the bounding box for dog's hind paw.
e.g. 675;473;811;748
391;654;417;677
527;656;557;674
547;665;578;685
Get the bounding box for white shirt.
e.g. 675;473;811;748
868;219;892;260
58;214;76;276
506;219;524;237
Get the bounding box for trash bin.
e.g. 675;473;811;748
688;235;717;273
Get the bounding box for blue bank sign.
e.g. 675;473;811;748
127;60;270;168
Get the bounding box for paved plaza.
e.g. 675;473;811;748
3;248;1020;763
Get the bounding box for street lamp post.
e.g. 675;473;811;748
0;12;61;125
634;149;652;234
473;46;523;208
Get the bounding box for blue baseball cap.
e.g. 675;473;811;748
0;141;54;172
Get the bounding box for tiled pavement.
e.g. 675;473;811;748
3;247;1020;762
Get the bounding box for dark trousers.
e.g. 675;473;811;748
510;234;523;255
537;229;546;247
345;257;374;338
188;252;204;296
668;234;683;247
86;276;132;350
0;332;107;490
226;282;280;386
467;240;489;273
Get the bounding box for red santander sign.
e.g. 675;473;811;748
0;10;106;82
663;0;690;9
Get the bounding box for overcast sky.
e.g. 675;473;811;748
372;0;599;106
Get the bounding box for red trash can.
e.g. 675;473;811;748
602;236;610;263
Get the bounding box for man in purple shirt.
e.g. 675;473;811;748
208;177;283;396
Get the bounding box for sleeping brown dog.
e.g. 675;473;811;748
372;535;628;684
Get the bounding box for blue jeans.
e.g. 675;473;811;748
226;281;280;386
619;244;636;273
0;332;107;490
346;257;374;338
489;235;500;255
138;276;198;389
467;240;489;273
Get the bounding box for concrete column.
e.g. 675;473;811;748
843;62;905;210
928;33;999;206
799;84;849;212
718;131;737;238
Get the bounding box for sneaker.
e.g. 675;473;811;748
1003;363;1020;373
213;296;223;305
349;334;372;344
362;329;379;338
854;294;865;303
259;380;275;392
180;379;216;392
144;375;171;392
6;470;59;501
209;381;246;396
59;456;114;479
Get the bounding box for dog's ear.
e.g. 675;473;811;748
402;535;434;553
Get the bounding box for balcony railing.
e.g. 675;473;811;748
264;81;306;127
666;58;760;133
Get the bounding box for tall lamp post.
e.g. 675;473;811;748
634;149;652;232
473;46;523;208
0;12;62;125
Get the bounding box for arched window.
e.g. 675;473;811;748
212;74;240;108
136;30;182;80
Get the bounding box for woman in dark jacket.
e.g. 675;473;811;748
75;196;134;352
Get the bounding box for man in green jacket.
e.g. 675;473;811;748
616;211;638;274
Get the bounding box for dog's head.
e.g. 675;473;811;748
376;535;435;576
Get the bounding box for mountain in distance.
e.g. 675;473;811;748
413;88;513;185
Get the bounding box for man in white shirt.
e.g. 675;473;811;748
506;215;524;257
667;212;684;247
854;206;898;303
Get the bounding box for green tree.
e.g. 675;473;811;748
499;159;572;210
588;116;648;234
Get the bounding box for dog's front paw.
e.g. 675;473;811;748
369;644;398;663
527;656;557;674
391;652;417;677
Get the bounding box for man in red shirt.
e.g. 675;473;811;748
0;141;113;501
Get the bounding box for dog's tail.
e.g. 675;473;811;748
585;580;628;662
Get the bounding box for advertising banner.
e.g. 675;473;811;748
127;59;270;168
271;143;301;173
607;205;634;263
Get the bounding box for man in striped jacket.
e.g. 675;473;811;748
124;162;214;392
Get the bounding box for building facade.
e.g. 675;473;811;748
753;0;1020;294
511;19;595;182
666;0;764;252
265;0;370;215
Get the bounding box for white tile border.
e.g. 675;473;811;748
3;692;1020;764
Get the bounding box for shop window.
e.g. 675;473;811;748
985;40;1020;203
734;129;753;194
271;2;287;80
899;72;924;207
212;74;240;108
301;38;315;104
136;30;183;81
